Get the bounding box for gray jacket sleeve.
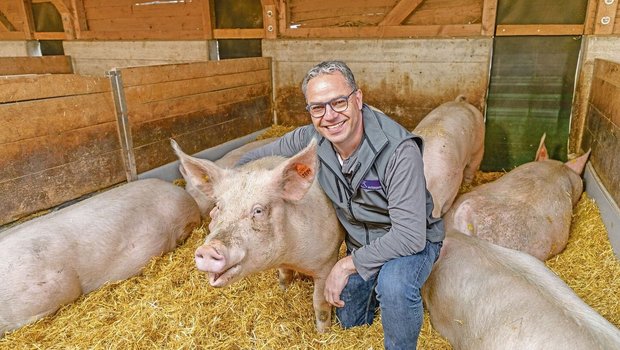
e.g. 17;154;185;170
236;126;313;166
351;139;428;279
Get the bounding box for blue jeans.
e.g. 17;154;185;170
336;240;442;350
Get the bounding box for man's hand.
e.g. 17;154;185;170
324;255;357;308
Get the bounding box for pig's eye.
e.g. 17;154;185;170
252;204;266;218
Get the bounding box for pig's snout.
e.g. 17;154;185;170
195;243;228;273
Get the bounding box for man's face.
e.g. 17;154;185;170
305;72;363;155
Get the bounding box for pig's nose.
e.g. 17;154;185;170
195;244;227;272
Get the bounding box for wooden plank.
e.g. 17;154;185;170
379;0;425;26
201;0;214;39
0;56;73;75
481;0;497;36
33;32;68;40
591;59;620;127
0;31;28;39
280;23;481;38
128;82;271;125
18;0;34;38
594;0;618;35
71;0;89;35
262;3;277;39
77;29;204;40
496;24;584;36
84;2;201;20
1;121;120;180
213;28;264;39
277;0;288;38
0;74;110;103
124;69;271;104
583;0;599;35
119;57;270;86
86;16;203;32
132;99;272;173
0;92;116;143
0;150;126;225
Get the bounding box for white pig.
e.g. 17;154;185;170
172;139;345;333
422;230;620;350
0;179;201;337
180;137;277;218
413;95;485;218
444;135;590;261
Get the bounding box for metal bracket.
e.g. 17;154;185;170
107;69;138;182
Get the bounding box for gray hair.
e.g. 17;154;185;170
300;61;358;97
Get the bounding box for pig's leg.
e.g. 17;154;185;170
277;268;295;290
463;145;484;184
312;274;333;333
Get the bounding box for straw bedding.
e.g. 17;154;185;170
1;140;618;349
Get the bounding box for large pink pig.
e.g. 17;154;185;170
422;230;620;349
0;179;201;336
444;136;590;260
172;139;345;333
180;137;276;218
413;96;485;218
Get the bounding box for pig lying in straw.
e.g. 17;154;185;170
422;230;620;350
172;139;345;333
180;137;276;218
444;134;590;260
0;179;201;337
413;95;485;218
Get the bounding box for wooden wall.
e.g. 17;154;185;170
116;57;273;176
570;36;620;155
63;41;213;76
0;57;273;226
264;38;492;130
0;74;125;225
581;59;620;207
0;55;72;75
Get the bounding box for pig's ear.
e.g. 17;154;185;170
535;133;548;161
276;139;318;201
170;139;226;196
565;149;591;175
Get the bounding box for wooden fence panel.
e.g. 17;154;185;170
0;74;124;225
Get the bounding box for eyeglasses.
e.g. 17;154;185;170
306;89;357;118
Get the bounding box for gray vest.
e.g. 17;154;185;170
311;105;443;251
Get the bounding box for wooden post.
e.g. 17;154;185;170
594;0;618;35
261;0;277;39
201;0;215;39
481;0;498;36
19;0;35;39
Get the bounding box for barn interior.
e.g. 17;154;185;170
0;0;619;348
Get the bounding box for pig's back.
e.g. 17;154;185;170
425;231;620;350
0;178;200;292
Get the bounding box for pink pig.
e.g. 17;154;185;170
444;134;590;260
0;179;200;336
172;139;344;333
422;230;620;349
180;138;276;218
413;96;485;218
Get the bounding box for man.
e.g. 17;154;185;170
237;60;444;349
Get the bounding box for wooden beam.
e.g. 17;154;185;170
19;0;35;38
201;0;214;39
33;31;68;40
593;0;618;35
583;0;599;35
261;0;277;39
213;28;265;39
0;10;17;31
281;24;481;38
70;0;89;37
0;56;73;75
496;24;584;36
277;0;288;37
481;0;498;36
378;0;425;26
